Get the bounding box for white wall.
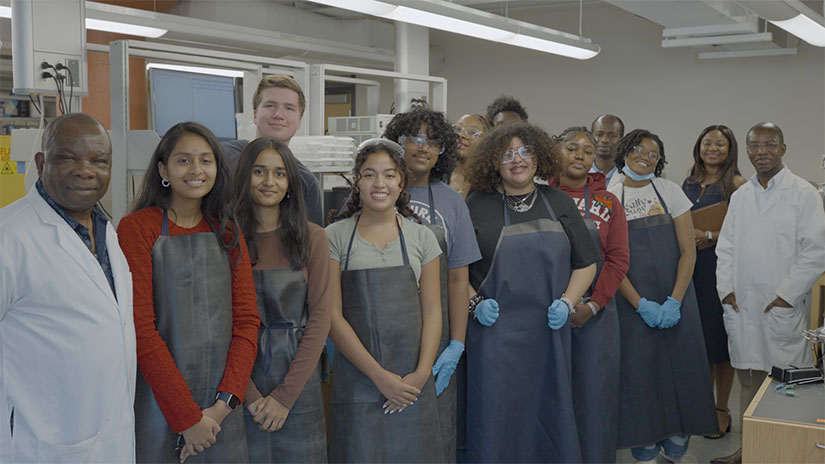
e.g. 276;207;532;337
429;3;825;185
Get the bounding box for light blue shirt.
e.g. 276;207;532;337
590;164;617;185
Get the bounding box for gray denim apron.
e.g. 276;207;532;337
135;210;248;463
571;184;621;463
616;182;718;448
466;189;581;463
245;262;327;463
424;184;457;462
328;216;445;463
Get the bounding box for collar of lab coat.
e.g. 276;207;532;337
747;167;792;217
26;186;120;307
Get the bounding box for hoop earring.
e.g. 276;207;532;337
161;178;170;188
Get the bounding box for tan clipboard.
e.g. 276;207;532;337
692;201;728;250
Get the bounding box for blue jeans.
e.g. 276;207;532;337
631;434;690;461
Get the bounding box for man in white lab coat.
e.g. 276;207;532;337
712;122;825;464
0;113;136;463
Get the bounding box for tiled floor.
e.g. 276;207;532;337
616;379;743;464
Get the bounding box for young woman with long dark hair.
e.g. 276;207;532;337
118;122;259;463
231;138;332;462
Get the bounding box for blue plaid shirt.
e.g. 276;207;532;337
36;180;117;300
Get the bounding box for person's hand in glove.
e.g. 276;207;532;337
475;299;499;327
637;297;663;328
547;299;570;330
658;296;682;329
432;340;465;396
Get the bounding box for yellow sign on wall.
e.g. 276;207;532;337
0;135;26;208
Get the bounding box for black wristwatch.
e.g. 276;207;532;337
215;392;239;410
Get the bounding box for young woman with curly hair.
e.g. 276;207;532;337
607;129;718;463
383;108;481;460
449;113;491;198
463;122;598;462
325;139;446;463
231;138;332;463
549;126;629;463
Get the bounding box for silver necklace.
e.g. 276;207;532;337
505;188;538;213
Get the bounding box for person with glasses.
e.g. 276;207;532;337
681;125;746;442
464;122;598;462
449;114;491;198
549;126;629;463
607;129;717;463
383;107;481;462
325;139;445;463
712;123;825;464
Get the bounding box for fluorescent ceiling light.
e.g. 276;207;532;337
1;7;167;38
771;14;825;47
308;0;599;59
86;18;167;38
146;63;245;78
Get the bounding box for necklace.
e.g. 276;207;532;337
504;188;538;213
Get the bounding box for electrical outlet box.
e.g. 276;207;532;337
11;0;88;97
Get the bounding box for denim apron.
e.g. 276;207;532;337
571;185;621;463
135;210;248;463
328;216;445;463
245;262;327;463
466;190;581;463
616;182;718;448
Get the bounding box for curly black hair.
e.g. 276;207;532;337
613;129;667;177
382;107;459;183
485;95;528;122
465;122;559;193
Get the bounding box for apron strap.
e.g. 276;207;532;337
621;180;671;216
343;214;410;270
584;184;592;219
427;183;441;229
260;317;305;374
162;209;170;236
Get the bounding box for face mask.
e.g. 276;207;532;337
622;164;655;181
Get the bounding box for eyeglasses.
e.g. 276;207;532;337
399;134;445;154
453;125;483;140
502;145;536;164
630;145;660;161
746;141;780;152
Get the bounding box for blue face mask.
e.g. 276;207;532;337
622;164;655;181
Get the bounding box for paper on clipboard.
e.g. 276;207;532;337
692;201;728;250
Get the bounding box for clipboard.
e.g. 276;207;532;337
692;201;728;250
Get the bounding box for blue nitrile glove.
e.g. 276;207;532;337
432;340;465;396
547;299;569;330
637;297;664;328
475;299;499;327
658;296;682;329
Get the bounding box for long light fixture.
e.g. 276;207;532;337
146;63;244;78
740;0;825;47
308;0;600;59
0;6;167;38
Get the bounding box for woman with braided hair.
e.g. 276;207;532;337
325;139;446;463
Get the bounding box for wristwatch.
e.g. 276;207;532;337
215;392;239;410
706;230;713;241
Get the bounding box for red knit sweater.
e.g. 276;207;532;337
117;207;260;433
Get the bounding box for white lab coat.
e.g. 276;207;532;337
716;168;825;372
0;187;136;463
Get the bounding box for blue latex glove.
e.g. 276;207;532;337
547;299;569;330
475;299;499;327
432;340;465;396
637;297;664;328
658;296;682;329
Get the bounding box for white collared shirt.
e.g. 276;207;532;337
750;167;787;214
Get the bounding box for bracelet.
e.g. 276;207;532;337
706;230;713;241
586;301;598;317
560;293;575;314
468;294;485;320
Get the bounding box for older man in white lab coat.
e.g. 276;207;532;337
712;122;825;464
0;113;136;463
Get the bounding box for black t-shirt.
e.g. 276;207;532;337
466;184;600;290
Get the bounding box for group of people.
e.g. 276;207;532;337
1;78;823;464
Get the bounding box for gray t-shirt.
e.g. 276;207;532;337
326;214;442;283
221;139;324;226
407;182;481;270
